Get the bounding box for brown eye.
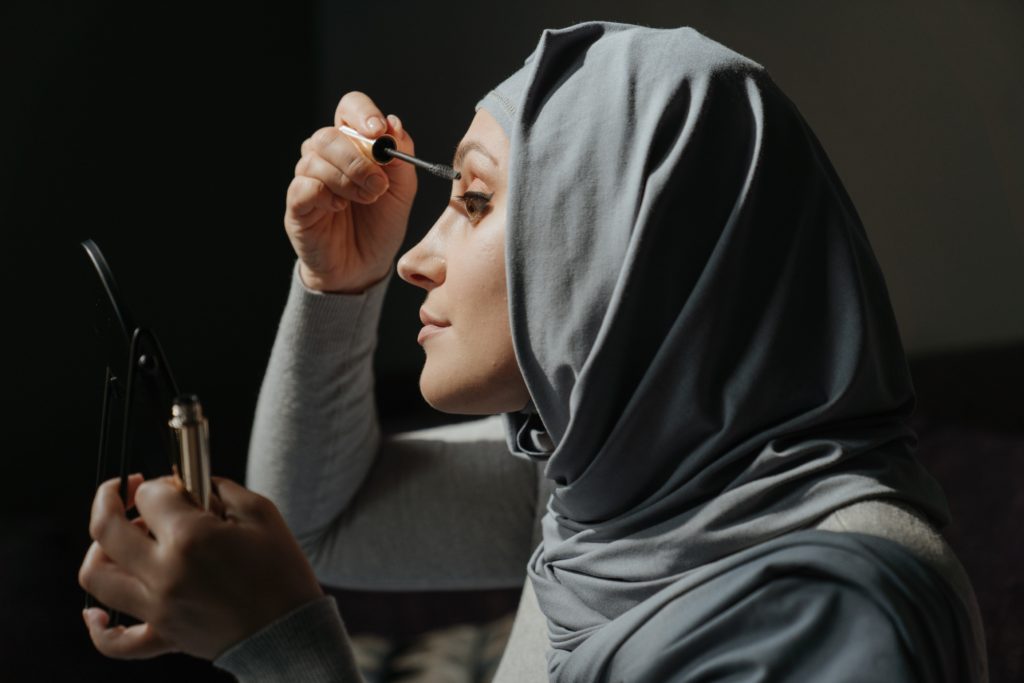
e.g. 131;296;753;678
453;191;494;222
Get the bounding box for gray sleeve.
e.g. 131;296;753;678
213;595;364;682
247;260;541;590
246;260;389;546
308;418;541;590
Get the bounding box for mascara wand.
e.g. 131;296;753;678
338;125;461;181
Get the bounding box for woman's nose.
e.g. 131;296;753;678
397;232;445;290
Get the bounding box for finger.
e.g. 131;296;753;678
123;473;145;511
205;478;228;519
335;90;386;138
302;127;389;199
386;114;403;140
79;540;150;619
296;150;381;204
210;477;274;524
131;515;150;536
208;489;227;520
133;476;210;543
90;476;157;575
386;114;415;156
83;608;176;660
285;176;342;229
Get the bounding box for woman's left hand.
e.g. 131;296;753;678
79;473;325;661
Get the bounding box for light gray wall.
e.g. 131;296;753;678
319;0;1023;364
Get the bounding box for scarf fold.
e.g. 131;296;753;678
475;21;977;681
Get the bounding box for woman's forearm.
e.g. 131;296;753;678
246;259;391;550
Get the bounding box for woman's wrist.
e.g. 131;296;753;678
213;594;363;680
299;261;391;295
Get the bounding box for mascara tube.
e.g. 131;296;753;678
168;395;212;511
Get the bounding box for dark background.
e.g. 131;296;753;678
2;1;1021;680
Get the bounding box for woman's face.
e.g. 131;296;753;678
397;108;530;415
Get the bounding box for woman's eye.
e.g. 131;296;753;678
453;191;494;222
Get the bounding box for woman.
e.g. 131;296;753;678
80;21;987;681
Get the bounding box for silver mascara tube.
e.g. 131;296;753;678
168;394;212;511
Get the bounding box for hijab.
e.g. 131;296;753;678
476;21;979;682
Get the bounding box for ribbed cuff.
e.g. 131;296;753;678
213;595;364;682
282;259;392;358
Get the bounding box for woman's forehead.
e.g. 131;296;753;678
454;109;508;170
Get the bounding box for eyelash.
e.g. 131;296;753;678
452;191;494;222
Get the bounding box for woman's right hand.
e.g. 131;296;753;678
285;91;418;293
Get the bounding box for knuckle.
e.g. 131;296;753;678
134;479;156;500
339;90;365;108
302;154;330;182
290;177;325;208
324;164;347;191
88;513;106;542
310;126;336;150
131;485;153;513
344;153;372;180
135;477;172;509
78;561;94;592
301;177;326;200
91;632;114;656
285;175;306;202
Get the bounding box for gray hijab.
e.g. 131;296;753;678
477;21;978;682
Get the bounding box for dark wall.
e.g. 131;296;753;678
2;2;1020;680
4;2;316;515
2;3;316;678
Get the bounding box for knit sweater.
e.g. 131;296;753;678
214;261;543;681
213;261;987;682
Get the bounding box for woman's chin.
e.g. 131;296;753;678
420;370;472;415
418;371;502;416
420;392;491;416
418;348;531;415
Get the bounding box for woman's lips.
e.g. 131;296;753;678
418;307;450;345
417;324;448;345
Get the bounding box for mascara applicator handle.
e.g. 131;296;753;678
338;124;461;181
338;125;398;165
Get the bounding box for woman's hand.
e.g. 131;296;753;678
79;474;324;661
285;91;418;293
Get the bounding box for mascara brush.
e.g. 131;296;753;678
338;124;461;181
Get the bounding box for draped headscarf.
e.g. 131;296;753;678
475;21;981;682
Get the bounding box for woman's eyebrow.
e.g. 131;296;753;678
452;140;498;172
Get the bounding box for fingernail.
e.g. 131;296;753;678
366;174;386;194
366;116;384;134
387;114;401;133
